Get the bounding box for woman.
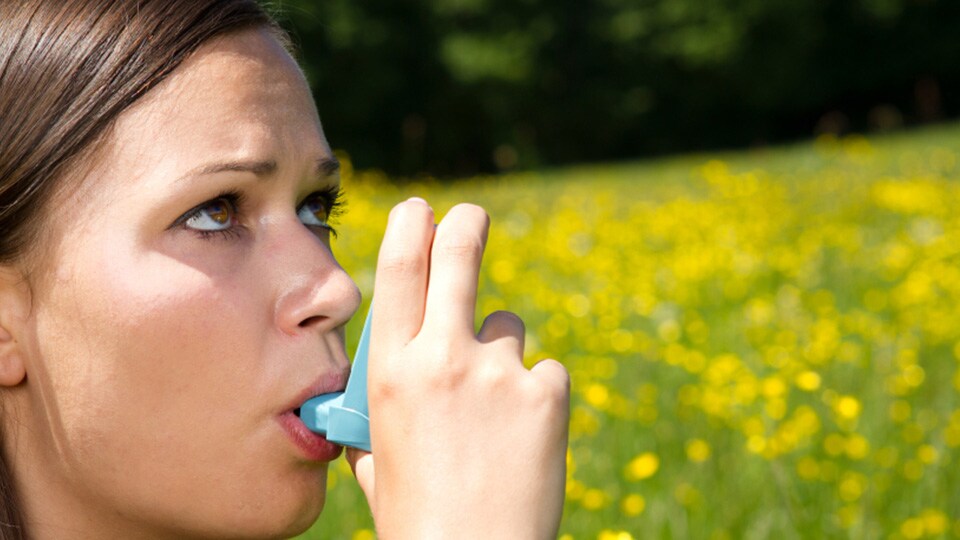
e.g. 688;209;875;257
0;1;569;538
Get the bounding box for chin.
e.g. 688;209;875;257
266;489;328;539
204;470;328;540
215;498;325;540
275;499;327;540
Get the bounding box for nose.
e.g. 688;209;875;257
269;221;361;335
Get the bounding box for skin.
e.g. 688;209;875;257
0;29;358;539
0;26;570;540
347;200;571;539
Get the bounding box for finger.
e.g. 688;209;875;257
423;203;489;334
477;310;525;358
346;448;376;509
530;358;571;400
372;198;435;354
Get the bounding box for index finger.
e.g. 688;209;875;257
372;198;435;354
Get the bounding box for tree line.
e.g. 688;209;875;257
276;0;960;177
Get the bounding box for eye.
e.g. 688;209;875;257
297;187;344;236
297;193;331;228
183;197;238;232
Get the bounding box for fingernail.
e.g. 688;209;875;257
406;196;433;212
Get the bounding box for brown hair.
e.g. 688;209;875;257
0;1;285;537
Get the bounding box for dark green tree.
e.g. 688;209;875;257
271;0;960;177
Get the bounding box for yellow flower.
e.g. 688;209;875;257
838;472;865;502
794;370;821;391
917;444;938;464
844;434;870;460
598;531;635;540
621;493;646;517
920;508;948;535
625;452;660;481
834;396;862;420
584;383;610;410
581;488;608;510
900;517;924;540
685;439;712;462
796;457;819;480
889;400;911;423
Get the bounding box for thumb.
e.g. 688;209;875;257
346;448;376;510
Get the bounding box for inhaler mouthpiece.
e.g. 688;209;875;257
298;310;372;452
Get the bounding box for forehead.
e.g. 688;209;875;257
94;27;329;187
23;27;331;281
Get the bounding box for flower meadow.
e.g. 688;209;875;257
302;124;960;539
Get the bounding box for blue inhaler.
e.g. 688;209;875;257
298;310;372;452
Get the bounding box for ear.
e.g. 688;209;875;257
0;267;31;387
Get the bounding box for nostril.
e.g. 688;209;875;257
298;315;325;328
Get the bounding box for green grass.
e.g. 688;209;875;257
299;122;960;540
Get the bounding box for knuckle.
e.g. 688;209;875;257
534;360;571;400
417;339;468;387
531;382;569;415
434;235;483;261
368;350;416;400
477;360;511;388
378;250;427;275
424;363;468;391
368;376;400;402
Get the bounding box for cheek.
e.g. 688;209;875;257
30;240;268;465
20;230;328;535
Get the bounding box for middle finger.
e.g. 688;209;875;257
422;203;489;336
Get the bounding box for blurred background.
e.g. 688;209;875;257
278;1;960;539
276;0;958;178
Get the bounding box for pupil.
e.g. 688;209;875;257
311;200;326;221
209;202;229;224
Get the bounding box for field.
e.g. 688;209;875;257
299;123;960;539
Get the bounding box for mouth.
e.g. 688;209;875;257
278;408;343;462
278;373;349;462
285;371;349;414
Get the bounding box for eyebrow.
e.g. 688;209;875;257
317;156;341;176
178;156;340;181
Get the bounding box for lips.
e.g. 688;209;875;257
277;372;348;461
277;410;343;462
284;371;349;413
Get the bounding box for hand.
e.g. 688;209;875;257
346;199;570;539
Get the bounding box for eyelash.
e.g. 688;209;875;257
307;185;346;239
173;186;345;241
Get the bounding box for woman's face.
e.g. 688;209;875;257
5;28;360;538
